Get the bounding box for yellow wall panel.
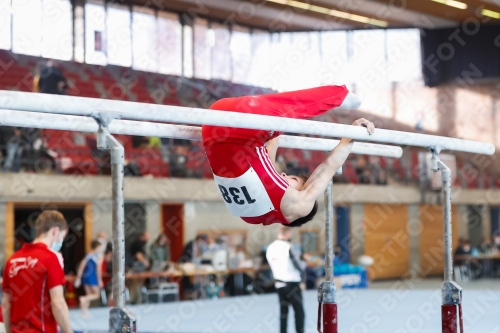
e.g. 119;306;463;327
364;204;409;280
419;205;458;276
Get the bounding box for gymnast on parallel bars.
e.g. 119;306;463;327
202;85;374;227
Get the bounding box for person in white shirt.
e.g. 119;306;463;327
266;226;309;333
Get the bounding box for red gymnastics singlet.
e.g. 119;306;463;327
202;85;349;225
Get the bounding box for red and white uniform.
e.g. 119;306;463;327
202;85;349;226
2;243;66;333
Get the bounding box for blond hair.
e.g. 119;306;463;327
35;210;68;237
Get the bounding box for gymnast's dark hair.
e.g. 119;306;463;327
284;201;319;228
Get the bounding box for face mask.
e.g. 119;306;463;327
463;246;470;252
51;232;63;252
495;239;500;245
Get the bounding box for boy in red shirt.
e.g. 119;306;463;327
2;210;73;333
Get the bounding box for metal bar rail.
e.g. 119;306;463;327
0;91;494;155
0;109;403;157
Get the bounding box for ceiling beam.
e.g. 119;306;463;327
368;0;481;22
313;0;457;27
257;1;372;29
131;0;353;30
131;0;276;30
252;0;410;27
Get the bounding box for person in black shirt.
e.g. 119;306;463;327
37;60;68;95
178;234;208;264
129;231;150;271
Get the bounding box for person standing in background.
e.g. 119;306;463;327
129;231;150;272
150;234;171;270
1;127;23;173
2;210;73;333
149;234;171;288
35;60;68;95
266;226;308;333
74;240;104;317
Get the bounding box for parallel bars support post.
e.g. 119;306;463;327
93;114;137;333
318;180;337;333
430;149;463;333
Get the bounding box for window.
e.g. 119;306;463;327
12;0;42;56
42;0;72;60
193;18;210;80
182;24;193;78
353;31;392;118
320;31;348;85
85;2;106;65
158;12;182;76
387;29;421;82
269;32;306;91
230;27;251;85
456;89;493;143
0;0;11;50
248;31;271;88
267;33;288;91
280;32;321;91
269;32;322;91
304;32;322;88
107;5;132;67
211;23;231;81
348;30;387;86
74;5;84;62
132;8;157;72
355;81;392;117
395;81;438;132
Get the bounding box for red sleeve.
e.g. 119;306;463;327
46;253;66;289
210;85;349;120
2;261;10;293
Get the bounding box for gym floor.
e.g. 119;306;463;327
71;279;500;333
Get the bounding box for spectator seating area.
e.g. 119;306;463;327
0;49;498;188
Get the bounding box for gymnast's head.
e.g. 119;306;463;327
280;173;319;227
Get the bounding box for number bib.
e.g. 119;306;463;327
213;167;275;217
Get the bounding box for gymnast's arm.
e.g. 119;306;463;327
293;118;374;216
266;137;279;168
